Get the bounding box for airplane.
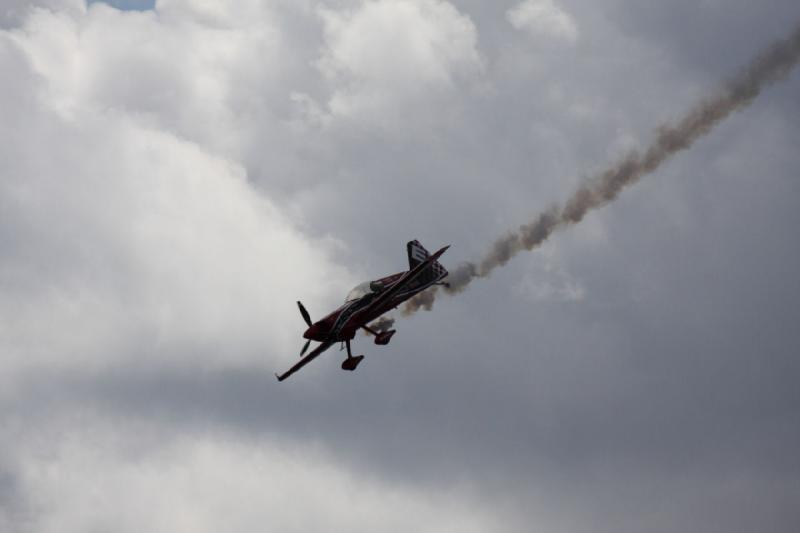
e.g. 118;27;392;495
276;240;450;381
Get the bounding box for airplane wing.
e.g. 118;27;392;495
275;341;335;382
361;245;449;316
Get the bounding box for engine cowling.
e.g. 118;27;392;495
374;329;396;346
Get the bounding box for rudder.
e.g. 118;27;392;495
406;240;448;287
407;240;430;269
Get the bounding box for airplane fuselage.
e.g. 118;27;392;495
302;271;416;342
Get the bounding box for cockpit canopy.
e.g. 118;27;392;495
344;280;386;302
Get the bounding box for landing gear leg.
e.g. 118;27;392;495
341;340;365;371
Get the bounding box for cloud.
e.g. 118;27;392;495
316;0;483;125
517;250;586;302
507;0;579;44
0;0;85;29
2;2;800;533
0;5;352;385
8;1;288;162
6;414;497;533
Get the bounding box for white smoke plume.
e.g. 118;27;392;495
367;315;396;333
404;23;800;314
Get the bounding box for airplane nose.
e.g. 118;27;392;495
303;323;321;340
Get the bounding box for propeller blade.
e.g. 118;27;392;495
297;301;312;327
300;339;311;357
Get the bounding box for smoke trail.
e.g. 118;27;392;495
403;23;800;315
367;315;396;333
401;286;439;315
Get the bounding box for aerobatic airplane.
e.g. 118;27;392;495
276;240;450;381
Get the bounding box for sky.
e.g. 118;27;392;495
1;1;799;532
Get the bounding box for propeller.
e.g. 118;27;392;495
297;301;313;358
297;301;312;327
300;338;311;357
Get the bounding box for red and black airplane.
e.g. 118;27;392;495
276;240;450;381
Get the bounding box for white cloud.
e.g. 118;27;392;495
507;0;579;44
8;417;496;533
8;1;286;162
0;0;84;29
0;5;353;385
316;0;483;125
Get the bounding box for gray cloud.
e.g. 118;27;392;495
2;1;800;532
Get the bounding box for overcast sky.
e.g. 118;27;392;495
1;1;799;532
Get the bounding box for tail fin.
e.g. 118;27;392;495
407;240;430;269
406;240;448;287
